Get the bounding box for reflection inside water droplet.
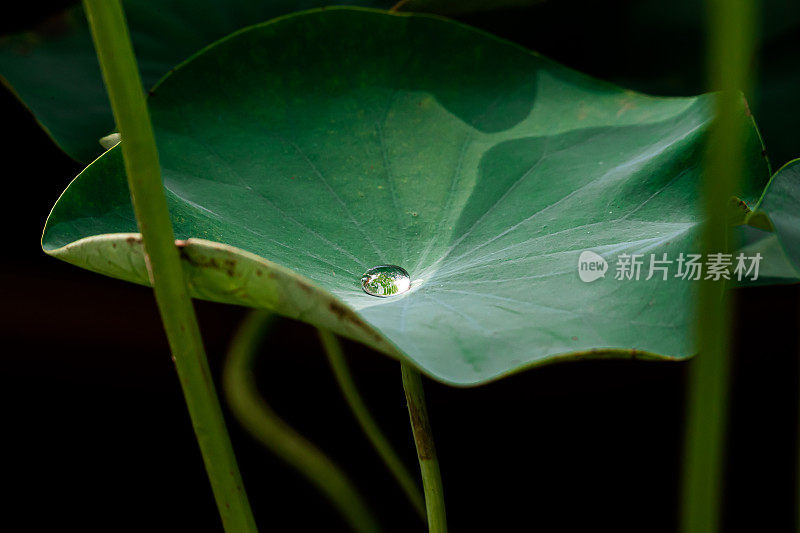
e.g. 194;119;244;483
361;265;411;297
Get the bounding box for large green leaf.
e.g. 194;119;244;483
734;226;800;286
43;8;771;385
0;0;392;163
749;160;800;277
731;160;800;286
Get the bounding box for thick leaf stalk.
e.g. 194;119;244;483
81;1;257;531
401;364;447;532
681;1;756;532
223;311;382;533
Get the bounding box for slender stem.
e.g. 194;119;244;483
401;364;447;532
680;1;755;532
319;329;427;521
223;311;382;533
82;2;257;531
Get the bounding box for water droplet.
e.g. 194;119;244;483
361;265;410;297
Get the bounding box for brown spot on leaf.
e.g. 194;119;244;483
328;300;382;343
329;300;349;319
178;249;237;277
296;280;312;294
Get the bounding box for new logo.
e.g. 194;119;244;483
578;251;608;282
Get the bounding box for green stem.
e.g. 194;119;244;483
82;2;257;531
401;364;447;532
319;329;427;521
223;311;382;533
681;1;755;532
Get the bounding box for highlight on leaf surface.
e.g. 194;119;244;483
43;8;776;385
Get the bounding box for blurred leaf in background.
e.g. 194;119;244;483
2;0;799;167
394;0;546;15
754;159;800;273
0;0;394;163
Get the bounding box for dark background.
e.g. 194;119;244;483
1;1;798;531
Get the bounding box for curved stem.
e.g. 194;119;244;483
401;364;447;532
82;2;256;531
319;330;426;521
223;311;382;533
